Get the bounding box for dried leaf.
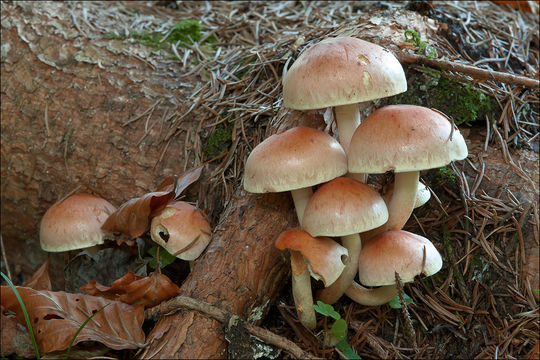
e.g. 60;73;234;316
155;165;204;198
101;190;176;239
81;270;180;308
23;258;52;291
1;286;145;353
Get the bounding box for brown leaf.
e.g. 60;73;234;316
155;165;204;198
101;190;176;239
23;258;52;291
81;271;180;308
0;286;145;353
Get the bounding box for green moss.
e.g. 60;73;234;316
469;255;491;282
204;123;232;159
124;20;216;51
390;69;498;126
435;166;456;185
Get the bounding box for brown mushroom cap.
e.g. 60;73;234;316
275;229;349;287
302;177;388;237
243;126;347;193
348;105;468;173
357;230;443;286
40;193;117;252
282;37;406;110
150;201;211;261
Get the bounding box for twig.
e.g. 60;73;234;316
145;295;316;359
395;272;418;353
396;51;540;89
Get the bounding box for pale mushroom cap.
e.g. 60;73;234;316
358;230;443;286
243;126;347;193
303;177;388;237
40;193;116;252
275;229;349;287
150;201;211;261
348;105;468;173
282;37;407;110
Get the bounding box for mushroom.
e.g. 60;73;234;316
345;230;443;305
243;126;348;329
150;201;211;263
348;105;468;235
275;229;349;288
40;193;117;255
301;177;388;304
282;36;407;154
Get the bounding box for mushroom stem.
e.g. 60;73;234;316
317;233;361;304
289;187;316;329
344;281;398;306
334;102;370;183
334;103;361;154
386;171;419;231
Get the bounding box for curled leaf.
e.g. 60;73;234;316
81;270;180;308
1;287;145;353
101;189;176;239
155;165;203;198
23;259;52;291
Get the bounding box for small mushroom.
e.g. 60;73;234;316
345;230;442;305
348;105;468;235
302;177;388;304
150;201;211;262
40;193;116;254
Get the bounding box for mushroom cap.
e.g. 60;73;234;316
275;228;349;287
358;230;443;286
282;37;406;110
150;201;211;261
40;193;117;252
302;177;388;237
348;105;468;173
243;126;347;193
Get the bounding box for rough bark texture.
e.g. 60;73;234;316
141;189;297;359
1;2;194;278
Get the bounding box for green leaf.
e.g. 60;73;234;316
388;293;415;309
313;300;341;320
534;289;540;295
145;245;177;269
335;339;361;359
330;318;347;341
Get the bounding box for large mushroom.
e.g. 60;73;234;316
282;36;407;154
345;230;443;306
348;105;468;235
301;177;388;304
243;126;348;329
40;193;117;254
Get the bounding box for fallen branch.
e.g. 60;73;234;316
145;295;316;360
396;52;540;89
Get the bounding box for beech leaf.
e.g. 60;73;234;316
101;189;176;239
23;259;52;291
155;164;203;198
80;270;180;308
0;286;145;353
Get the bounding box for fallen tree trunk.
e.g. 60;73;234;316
140;189;297;358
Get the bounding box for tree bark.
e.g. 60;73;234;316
140;189;297;359
0;2;195;279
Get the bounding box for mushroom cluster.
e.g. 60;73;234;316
243;36;469;330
